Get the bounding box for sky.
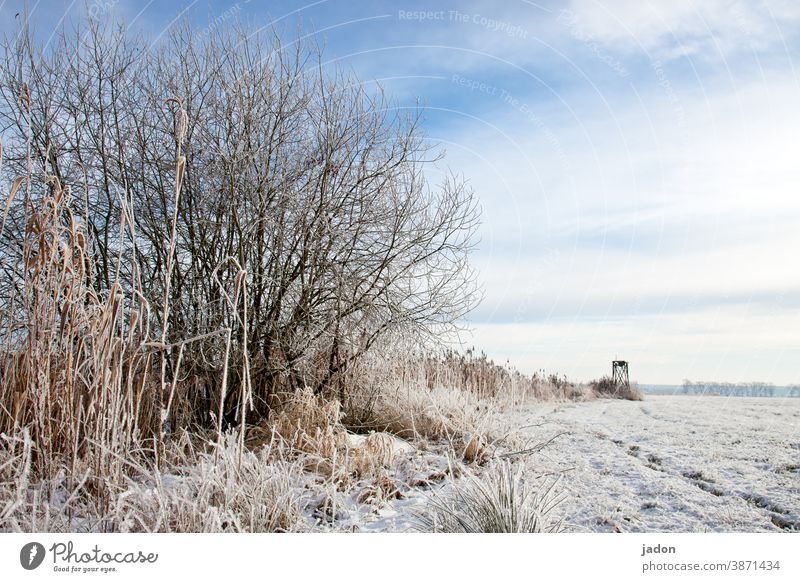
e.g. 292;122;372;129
3;0;800;385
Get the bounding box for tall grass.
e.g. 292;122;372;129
0;101;252;516
339;347;595;454
0;176;160;501
384;348;590;402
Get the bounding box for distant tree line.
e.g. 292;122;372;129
681;380;784;397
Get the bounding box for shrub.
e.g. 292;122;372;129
589;376;644;401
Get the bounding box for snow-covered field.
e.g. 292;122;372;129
518;395;800;532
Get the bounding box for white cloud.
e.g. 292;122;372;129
439;68;800;247
559;0;800;60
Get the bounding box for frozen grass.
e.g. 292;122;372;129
246;388;421;489
0;431;306;532
0;431;88;532
0;177;161;490
342;348;601;466
416;461;564;533
113;435;306;533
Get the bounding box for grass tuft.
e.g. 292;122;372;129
415;461;564;533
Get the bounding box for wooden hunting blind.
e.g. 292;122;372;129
612;360;630;387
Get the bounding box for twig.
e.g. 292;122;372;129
499;431;569;458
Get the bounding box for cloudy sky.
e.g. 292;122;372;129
7;0;800;384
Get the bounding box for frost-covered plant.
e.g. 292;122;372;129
113;435;306;533
1;432;309;533
0;431;105;532
589;376;644;401
416;461;563;533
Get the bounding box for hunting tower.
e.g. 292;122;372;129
612;360;630;387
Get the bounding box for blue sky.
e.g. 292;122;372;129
5;0;800;384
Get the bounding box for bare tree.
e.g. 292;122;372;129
0;17;479;428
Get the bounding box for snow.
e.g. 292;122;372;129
345;432;415;456
508;395;800;532
303;439;458;532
